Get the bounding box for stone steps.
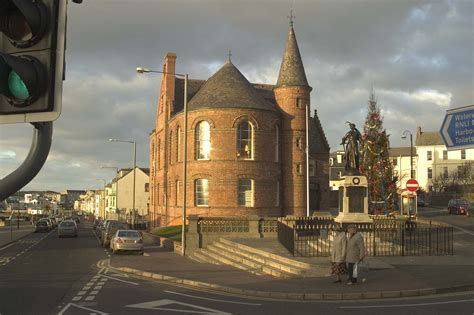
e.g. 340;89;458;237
190;238;326;278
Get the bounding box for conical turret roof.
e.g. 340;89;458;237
276;26;309;88
188;61;276;112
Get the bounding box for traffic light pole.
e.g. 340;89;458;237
0;122;53;201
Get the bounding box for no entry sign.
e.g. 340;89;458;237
406;179;419;192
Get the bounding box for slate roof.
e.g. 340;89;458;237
185;61;276;112
416;129;444;146
309;110;330;153
389;147;416;157
276;26;309;88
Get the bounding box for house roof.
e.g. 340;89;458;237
416;127;444;146
276;26;309;88
389;147;416;157
186;61;276;112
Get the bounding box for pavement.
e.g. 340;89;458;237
0;222;35;248
109;212;474;301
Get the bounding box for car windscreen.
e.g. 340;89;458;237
117;231;140;238
60;221;76;227
37;221;47;226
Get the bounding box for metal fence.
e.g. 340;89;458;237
277;217;454;257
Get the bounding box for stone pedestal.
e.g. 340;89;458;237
334;175;373;224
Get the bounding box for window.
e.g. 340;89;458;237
275;125;279;162
296;137;303;150
411;170;416;179
458;165;467;177
237;120;253;160
427;167;432;179
238;179;253;207
196;121;210;160
156;184;160;205
392;158;397;166
443;167;448;178
276;181;280;207
427;151;432;161
443;150;448;160
175;180;180;206
144;183;149;192
195;179;209;206
169;131;173;165
309;159;316;176
296;97;303;108
296;163;302;175
461;149;466;160
177;126;181;161
157;139;161;169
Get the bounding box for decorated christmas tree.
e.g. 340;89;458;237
359;88;396;213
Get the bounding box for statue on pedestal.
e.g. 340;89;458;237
341;122;362;175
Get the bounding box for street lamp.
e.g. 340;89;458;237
101;165;119;218
402;130;413;179
109;139;137;228
137;66;188;256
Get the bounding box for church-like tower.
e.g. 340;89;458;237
274;23;312;217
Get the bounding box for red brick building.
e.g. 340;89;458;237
149;24;330;227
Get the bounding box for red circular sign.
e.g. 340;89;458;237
406;178;419;192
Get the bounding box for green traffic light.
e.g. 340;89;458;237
8;70;29;101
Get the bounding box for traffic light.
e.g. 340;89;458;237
0;0;66;124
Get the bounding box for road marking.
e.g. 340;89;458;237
450;224;474;236
0;243;15;251
58;303;108;315
77;291;87;296
97;273;139;285
85;296;95;301
339;298;474;309
71;296;82;302
90;290;99;295
125;299;232;314
164;290;262;306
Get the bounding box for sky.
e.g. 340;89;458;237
0;0;473;192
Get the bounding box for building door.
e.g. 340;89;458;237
309;183;321;212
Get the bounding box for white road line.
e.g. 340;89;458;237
339;299;474;309
450;224;474;236
97;274;139;285
71;296;82;302
77;291;87;296
58;303;108;315
90;290;99;295
85;296;95;301
0;243;15;251
94;285;103;290
97;281;106;286
164;290;262;306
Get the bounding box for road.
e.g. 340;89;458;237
0;222;472;315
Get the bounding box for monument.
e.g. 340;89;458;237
334;122;373;224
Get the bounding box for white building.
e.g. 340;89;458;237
116;167;149;217
388;147;417;191
415;126;474;192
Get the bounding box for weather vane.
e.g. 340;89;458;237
287;9;295;27
228;50;232;62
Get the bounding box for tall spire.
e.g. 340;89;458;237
276;21;309;88
369;84;377;107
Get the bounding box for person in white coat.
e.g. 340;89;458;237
346;224;366;285
330;224;347;283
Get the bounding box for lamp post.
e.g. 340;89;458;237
137;66;188;256
109;139;136;228
101;166;119;218
402;130;413;179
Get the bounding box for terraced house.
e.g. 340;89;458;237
149;23;330;227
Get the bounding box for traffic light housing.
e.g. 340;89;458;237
0;0;66;124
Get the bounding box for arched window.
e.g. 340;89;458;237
157;138;161;169
176;126;181;162
195;179;209;206
238;178;253;207
195;121;210;160
237;120;253;160
169;131;173;165
275;125;279;162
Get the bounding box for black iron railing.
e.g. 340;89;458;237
277;217;454;257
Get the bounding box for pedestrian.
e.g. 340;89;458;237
346;224;366;285
330;224;347;283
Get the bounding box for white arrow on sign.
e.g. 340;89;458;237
125;299;232;315
441;114;454;146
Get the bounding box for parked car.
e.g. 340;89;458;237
93;219;102;231
38;218;53;230
100;220;118;240
58;220;78;238
110;230;144;255
448;198;470;215
102;221;131;248
35;220;50;233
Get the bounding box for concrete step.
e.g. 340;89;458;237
219;238;316;270
191;250;221;265
211;242;304;276
198;248;266;276
207;243;293;278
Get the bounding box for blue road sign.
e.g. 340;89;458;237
440;105;474;150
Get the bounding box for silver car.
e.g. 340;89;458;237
110;230;144;254
58;220;78;238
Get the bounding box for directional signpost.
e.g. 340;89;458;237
440;104;474;150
